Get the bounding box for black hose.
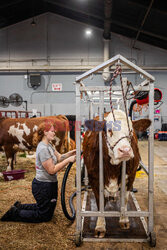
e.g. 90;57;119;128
129;99;141;173
61;162;86;221
129;99;137;119
61;162;75;221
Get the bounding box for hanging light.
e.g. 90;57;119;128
85;28;92;37
31;17;36;26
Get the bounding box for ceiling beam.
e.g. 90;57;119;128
112;20;167;42
132;0;154;48
0;0;25;9
44;0;103;21
128;0;167;15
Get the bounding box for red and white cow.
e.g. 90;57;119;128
83;110;151;238
0;115;70;172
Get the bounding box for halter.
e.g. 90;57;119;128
104;132;132;152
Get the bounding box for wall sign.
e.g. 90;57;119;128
52;83;62;91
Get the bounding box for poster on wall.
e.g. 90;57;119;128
52;83;62;91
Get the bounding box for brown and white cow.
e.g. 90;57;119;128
0;115;70;172
83;110;151;238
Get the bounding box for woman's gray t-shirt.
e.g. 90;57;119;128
35;141;58;182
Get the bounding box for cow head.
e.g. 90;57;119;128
105;110;151;165
85;110;151;165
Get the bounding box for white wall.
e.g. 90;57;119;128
0;12;167;124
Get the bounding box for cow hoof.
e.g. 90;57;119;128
6;166;11;171
95;226;106;238
95;230;106;238
119;221;130;230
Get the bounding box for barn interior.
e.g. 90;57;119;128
0;0;167;249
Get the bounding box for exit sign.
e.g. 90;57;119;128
52;83;62;91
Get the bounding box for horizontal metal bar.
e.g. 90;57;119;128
83;238;148;243
80;211;149;217
76;54;155;82
0;64;167;72
79;86;149;92
92;102;117;105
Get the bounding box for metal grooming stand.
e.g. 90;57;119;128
75;55;155;246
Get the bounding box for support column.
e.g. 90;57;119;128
76;82;82;236
99;91;104;212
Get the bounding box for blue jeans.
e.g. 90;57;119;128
15;178;58;223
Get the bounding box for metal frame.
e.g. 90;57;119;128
75;55;155;244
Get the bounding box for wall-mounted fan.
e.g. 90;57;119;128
9;93;23;107
0;96;9;108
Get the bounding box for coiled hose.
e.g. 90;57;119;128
61;162;86;221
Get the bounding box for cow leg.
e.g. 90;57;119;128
6;158;12;171
93;188;107;238
4;146;15;171
119;191;130;229
95;216;106;238
6;156;15;171
14;153;17;165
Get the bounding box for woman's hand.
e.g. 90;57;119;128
70;149;76;156
58;149;76;162
68;155;76;163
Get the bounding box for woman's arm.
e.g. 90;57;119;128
54;149;76;162
42;155;76;175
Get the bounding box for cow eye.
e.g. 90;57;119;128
108;129;113;136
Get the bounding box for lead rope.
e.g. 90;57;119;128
125;80;137;100
119;69;132;140
109;65;122;122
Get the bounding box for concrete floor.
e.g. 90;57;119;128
135;140;167;249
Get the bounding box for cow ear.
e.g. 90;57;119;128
85;119;95;131
94;120;106;132
132;119;151;132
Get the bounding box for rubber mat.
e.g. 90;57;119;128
83;191;147;239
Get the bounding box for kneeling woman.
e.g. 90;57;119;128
1;122;76;223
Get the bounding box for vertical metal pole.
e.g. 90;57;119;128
76;82;82;235
122;78;128;96
120;161;126;215
99;91;104;212
148;82;154;234
89;101;93;119
84;101;94;187
120;79;127;215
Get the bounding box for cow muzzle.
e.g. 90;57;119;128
117;146;133;159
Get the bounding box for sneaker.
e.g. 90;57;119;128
1;206;18;221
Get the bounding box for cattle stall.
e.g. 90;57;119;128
74;55;155;246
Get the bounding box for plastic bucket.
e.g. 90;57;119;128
3;170;26;181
